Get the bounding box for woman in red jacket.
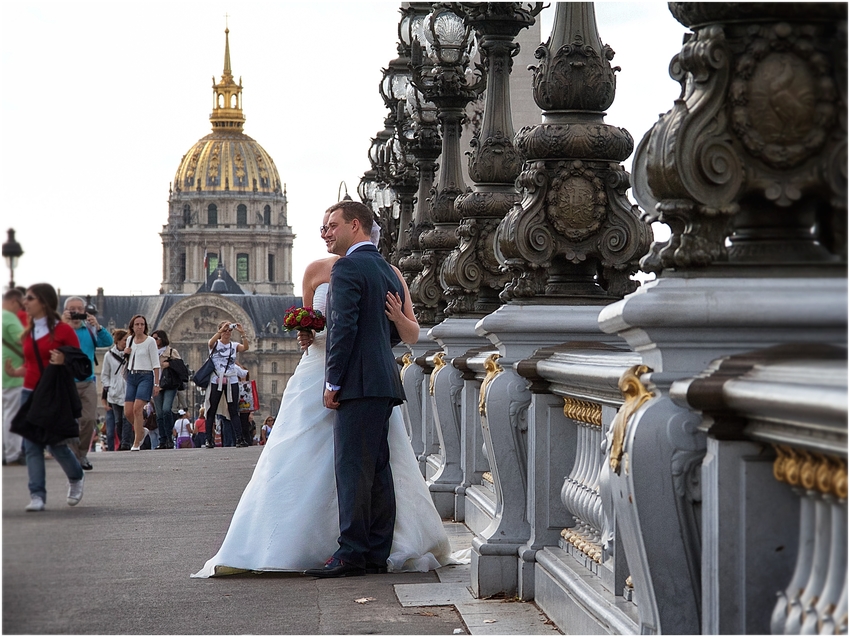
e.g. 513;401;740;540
4;283;85;512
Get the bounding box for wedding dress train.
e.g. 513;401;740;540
192;283;455;577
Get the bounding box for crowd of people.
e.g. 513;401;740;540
5;200;464;583
1;285;273;512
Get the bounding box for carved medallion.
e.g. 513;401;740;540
546;162;607;241
730;23;837;169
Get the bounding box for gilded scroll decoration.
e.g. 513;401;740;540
609;365;654;475
429;352;446;396
563;397;603;427
478;353;503;416
773;445;847;499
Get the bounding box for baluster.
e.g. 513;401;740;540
786;494;832;633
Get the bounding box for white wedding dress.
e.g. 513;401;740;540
192;283;455;577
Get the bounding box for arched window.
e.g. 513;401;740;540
182;204;191;227
237;204;248;227
263;205;271;226
207;204;218;226
236;253;249;283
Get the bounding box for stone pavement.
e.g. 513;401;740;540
2;445;560;635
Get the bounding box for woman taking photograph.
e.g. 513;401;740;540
100;328;131;451
3;283;85;511
150;329;181;450
204;321;249;448
123;315;160;451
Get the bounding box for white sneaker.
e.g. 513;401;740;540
67;475;84;506
25;495;45;512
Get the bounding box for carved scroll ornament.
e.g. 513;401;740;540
610;365;654;475
633;7;846;272
478;353;504;416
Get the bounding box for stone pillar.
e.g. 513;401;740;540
598;3;847;633
470;1;650;599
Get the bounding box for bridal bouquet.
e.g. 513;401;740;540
284;306;326;355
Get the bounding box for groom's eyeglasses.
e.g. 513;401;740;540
319;226;329;234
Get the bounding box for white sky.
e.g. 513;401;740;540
0;1;685;298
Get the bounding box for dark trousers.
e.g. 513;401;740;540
239;412;253;445
332;397;396;568
206;383;244;444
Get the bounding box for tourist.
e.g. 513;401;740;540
2;289;26;464
203;321;249;448
173;409;193;448
62;296;113;470
150;330;182;449
123;315;160;451
192;408;206;448
259;416;274;445
5;283;85;512
100;328;131;451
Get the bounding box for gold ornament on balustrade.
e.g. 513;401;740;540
773;445;847;499
609;365;654;475
430;352;446;396
400;352;412;381
561;528;602;564
478;353;504;416
563;397;603;426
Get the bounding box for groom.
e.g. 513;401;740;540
306;200;406;578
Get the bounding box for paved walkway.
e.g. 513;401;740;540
2;446;559;635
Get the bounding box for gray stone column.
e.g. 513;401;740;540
598;3;847;633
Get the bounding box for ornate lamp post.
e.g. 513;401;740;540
398;4;443;294
441;3;542;317
2;228;23;290
409;3;484;325
496;2;651;302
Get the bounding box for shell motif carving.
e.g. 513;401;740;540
468;130;525;184
515;122;633;163
531;35;618;112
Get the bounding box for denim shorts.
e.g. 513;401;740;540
125;371;154;403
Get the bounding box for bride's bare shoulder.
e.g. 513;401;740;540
303;256;338;289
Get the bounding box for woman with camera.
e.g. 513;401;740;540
150;329;182;450
123;314;160;451
204;320;249;448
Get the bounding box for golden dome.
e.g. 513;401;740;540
172;28;282;195
173;133;281;195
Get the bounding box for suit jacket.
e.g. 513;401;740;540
325;244;405;405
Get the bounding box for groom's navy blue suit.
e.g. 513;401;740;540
325;243;406;568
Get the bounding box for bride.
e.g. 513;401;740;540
192;221;455;577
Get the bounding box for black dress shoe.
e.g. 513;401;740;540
204;442;215;449
365;563;388;575
79;457;93;471
155;442;168;450
304;557;365;578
